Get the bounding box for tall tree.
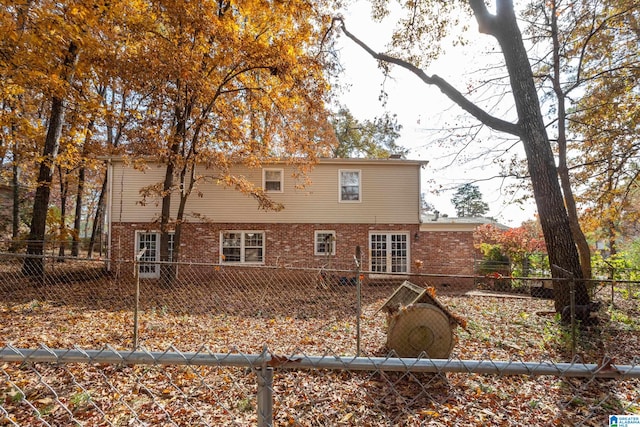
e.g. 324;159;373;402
566;0;640;254
122;0;337;284
70;122;94;257
1;0;122;275
523;0;640;280
330;107;406;158
1;0;54;266
338;0;590;310
23;40;80;275
86;71;134;258
451;183;489;217
547;0;592;280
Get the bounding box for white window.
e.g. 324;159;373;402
263;168;283;193
135;231;175;278
370;232;409;274
221;231;265;263
339;169;361;202
315;231;336;256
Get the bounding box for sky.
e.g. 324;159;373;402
334;1;539;226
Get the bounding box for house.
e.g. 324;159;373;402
106;157;428;279
418;213;509;286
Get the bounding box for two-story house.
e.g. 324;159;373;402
106;157;428;279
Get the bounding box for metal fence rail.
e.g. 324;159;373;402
2;344;639;426
3;345;640;377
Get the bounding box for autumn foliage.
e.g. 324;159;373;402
475;222;546;256
1;0;339;264
474;221;547;277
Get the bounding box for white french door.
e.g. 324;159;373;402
370;232;409;274
136;232;160;278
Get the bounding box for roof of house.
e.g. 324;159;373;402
420;213;509;231
104;156;429;167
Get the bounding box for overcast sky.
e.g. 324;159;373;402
334;1;538;226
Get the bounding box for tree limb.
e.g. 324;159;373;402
468;0;500;35
336;18;521;137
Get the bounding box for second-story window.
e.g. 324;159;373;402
263;169;283;192
339;169;361;202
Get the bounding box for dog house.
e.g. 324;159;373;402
380;281;464;358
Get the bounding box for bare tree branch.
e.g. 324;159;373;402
335;18;521;137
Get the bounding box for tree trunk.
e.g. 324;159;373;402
57;166;68;259
10;155;20;253
171;160;197;269
606;219;617;257
89;90;120;259
71;122;94;257
550;2;592;281
88;168;107;258
159;135;182;286
485;0;589;310
159;156;176;287
159;96;191;286
72;165;85;256
605;219;617;280
348;1;593;311
23;95;64;275
23;41;79;277
557;167;592;280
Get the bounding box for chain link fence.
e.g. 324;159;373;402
2;345;639;426
2;253;639;425
474;255;640;298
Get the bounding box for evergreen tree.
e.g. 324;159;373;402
330;107;407;158
451;184;489;217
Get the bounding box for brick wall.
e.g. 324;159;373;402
110;222;477;285
412;231;478;287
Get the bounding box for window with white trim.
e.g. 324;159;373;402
263;168;283;193
221;231;264;263
315;231;336;256
370;232;409;274
339;169;361;202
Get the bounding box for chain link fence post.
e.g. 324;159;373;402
569;273;576;357
355;245;362;357
133;248;146;350
608;262;616;304
256;366;273;427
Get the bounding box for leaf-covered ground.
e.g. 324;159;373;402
1;276;639;425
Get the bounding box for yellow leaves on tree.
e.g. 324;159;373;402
1;0;340;269
1;0;339;176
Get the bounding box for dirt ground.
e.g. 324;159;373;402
1;269;639;426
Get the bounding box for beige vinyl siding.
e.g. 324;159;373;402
109;162;168;223
108;160;422;224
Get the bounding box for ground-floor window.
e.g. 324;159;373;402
314;230;336;256
369;232;409;274
135;231;175;278
221;231;264;263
